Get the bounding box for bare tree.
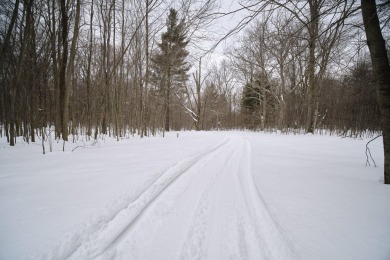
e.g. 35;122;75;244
0;0;383;149
361;0;390;184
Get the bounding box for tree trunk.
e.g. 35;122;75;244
59;0;69;141
29;9;36;143
278;101;286;130
260;83;266;130
196;58;202;130
9;94;16;146
165;81;170;132
65;0;81;141
361;0;390;184
143;0;151;137
1;0;20;146
47;0;60;139
86;0;94;137
306;0;319;133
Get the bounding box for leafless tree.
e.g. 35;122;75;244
361;0;390;184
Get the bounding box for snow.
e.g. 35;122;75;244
0;131;389;259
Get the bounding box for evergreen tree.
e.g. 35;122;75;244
241;83;260;129
151;8;190;132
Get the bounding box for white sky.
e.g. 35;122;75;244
188;0;251;71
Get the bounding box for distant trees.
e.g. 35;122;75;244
320;61;379;134
0;0;385;156
225;0;358;133
0;0;47;146
151;8;190;132
217;1;383;135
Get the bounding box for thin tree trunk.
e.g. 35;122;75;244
164;68;171;132
47;0;60;139
59;0;69;141
261;86;266;131
29;6;36;143
306;0;319;133
165;80;170;132
197;58;202;130
1;0;20;146
86;0;94;137
112;0;119;140
65;0;81;141
143;0;151;137
138;30;144;137
118;0;125;137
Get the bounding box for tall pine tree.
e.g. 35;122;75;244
152;8;190;131
241;83;261;129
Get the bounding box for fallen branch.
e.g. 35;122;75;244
365;135;382;167
72;140;86;152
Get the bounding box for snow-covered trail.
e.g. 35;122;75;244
55;135;295;260
2;131;389;259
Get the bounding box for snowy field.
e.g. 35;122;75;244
0;131;389;260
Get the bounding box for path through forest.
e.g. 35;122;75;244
64;135;295;259
1;132;388;260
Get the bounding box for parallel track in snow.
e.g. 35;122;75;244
65;136;231;259
42;134;297;260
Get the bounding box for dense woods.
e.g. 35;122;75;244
0;0;388;153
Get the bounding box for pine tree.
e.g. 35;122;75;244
241;83;261;129
151;8;190;132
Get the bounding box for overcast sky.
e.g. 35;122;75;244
183;0;252;72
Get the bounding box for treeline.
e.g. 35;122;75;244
0;0;386;147
0;0;219;145
231;4;383;135
240;59;380;135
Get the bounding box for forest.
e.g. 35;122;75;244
0;0;389;143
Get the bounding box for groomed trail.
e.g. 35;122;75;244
3;132;388;260
44;135;297;260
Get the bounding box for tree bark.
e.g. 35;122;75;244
306;0;319;133
143;0;151;137
0;0;19;70
361;0;390;184
27;0;36;143
1;0;20;146
197;58;202;130
165;74;170;132
86;0;94;137
261;82;266;131
47;0;60;139
59;0;69;141
65;0;81;140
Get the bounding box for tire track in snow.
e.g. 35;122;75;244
177;135;297;260
65;136;232;259
41;134;297;260
178;139;239;260
106;136;238;259
237;139;297;259
177;135;259;259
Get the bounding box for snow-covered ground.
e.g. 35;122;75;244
0;131;389;259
